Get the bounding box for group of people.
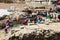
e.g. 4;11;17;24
22;9;60;25
4;8;60;33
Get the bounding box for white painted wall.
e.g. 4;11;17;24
0;9;12;17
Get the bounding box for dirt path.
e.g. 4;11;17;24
0;30;6;40
0;3;26;9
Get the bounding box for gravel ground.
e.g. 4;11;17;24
0;23;60;40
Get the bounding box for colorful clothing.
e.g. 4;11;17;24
47;15;52;19
36;19;41;24
6;19;10;23
23;19;27;25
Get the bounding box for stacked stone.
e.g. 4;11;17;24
8;29;60;40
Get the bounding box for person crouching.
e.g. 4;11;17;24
5;19;10;33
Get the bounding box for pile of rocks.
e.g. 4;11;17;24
8;29;60;40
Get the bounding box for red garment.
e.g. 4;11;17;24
6;20;10;23
23;20;27;25
5;26;10;29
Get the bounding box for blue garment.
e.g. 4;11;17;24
36;20;41;24
43;12;47;17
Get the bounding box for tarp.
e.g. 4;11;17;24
0;9;12;17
